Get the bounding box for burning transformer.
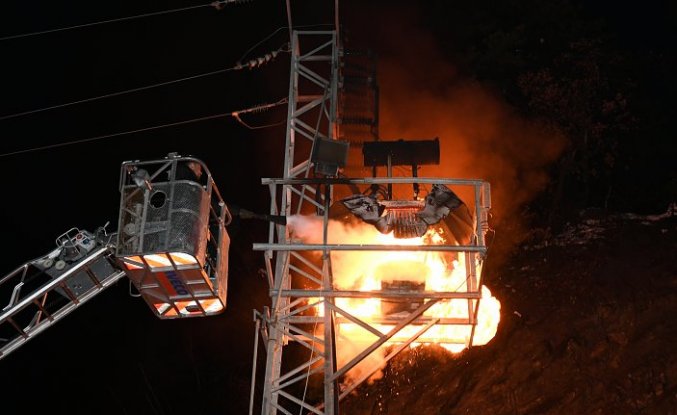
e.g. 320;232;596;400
341;183;474;317
333;139;485;330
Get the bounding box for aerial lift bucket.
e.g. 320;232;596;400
114;154;230;319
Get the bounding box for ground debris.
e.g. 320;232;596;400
342;212;677;414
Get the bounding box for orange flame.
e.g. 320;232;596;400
289;215;501;377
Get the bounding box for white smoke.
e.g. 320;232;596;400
286;214;402;384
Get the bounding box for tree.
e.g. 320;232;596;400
518;38;635;214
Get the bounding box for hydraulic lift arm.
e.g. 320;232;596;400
0;225;126;360
0;153;236;361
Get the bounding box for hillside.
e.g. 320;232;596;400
342;206;677;414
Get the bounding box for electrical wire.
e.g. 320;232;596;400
234;43;289;71
233;115;286;130
2;23;328;122
0;112;231;158
0;66;240;121
237;24;332;65
0;98;289;158
1;41;288;122
231;97;288;129
232;97;288;115
0;1;243;42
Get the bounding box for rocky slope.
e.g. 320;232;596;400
342;207;677;414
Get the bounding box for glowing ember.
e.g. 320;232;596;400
289;215;501;357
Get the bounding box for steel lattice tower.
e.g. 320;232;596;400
250;30;492;415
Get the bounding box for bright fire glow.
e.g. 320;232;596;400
154;299;223;316
290;215;501;364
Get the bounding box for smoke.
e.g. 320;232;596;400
286;214;502;387
287;214;387;290
287;214;404;383
281;3;568;394
378;73;564;228
345;4;566;247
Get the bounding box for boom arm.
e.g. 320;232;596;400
0;153;233;361
0;226;126;360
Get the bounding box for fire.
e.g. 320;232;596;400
289;215;501;365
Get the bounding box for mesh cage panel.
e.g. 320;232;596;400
117;189;146;254
144;183;170;252
117;182;208;260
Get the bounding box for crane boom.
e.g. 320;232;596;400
0;154;233;360
0;227;126;360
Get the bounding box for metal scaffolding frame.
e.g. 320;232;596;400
250;27;493;415
253;177;491;415
253;29;342;415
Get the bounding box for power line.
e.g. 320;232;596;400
0;99;288;158
2;22;329;122
231;97;288;115
232;97;288;129
0;66;240;121
0;1;243;42
0;113;230;158
233;115;286;130
237;24;332;64
0;43;289;122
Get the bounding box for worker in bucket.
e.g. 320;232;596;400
175;160;203;183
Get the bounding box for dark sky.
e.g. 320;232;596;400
0;2;317;413
0;1;674;413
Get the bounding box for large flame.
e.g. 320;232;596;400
289;215;501;377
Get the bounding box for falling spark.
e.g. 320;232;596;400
288;215;501;380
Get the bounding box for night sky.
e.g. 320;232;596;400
0;2;301;413
1;1;675;414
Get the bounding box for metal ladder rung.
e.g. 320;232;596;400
0;251;126;360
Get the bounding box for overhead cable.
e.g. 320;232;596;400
0;113;230;158
231;97;288;129
0;1;244;42
237;24;332;65
0;45;286;122
0;66;239;121
231;97;288;115
232;116;286;130
0;98;288;158
235;43;289;70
